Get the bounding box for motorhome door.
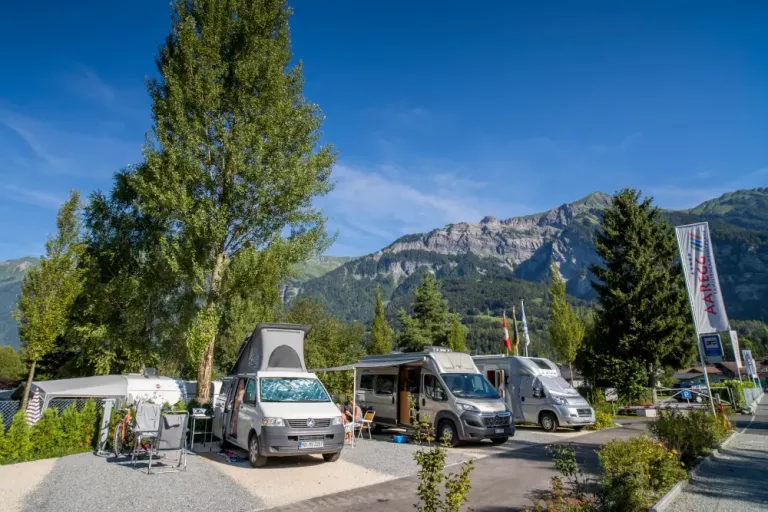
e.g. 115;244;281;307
212;378;232;439
368;373;397;425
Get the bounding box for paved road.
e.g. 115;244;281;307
668;394;768;512
265;418;650;512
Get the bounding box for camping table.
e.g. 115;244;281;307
189;414;213;450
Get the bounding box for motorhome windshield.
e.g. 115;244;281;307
441;373;500;399
539;376;580;396
259;377;330;403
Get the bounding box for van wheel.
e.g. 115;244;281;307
540;412;558;432
490;437;508;445
371;423;382;435
248;433;268;468
323;451;341;462
573;426;586;432
438;420;460;447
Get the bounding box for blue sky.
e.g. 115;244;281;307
0;1;766;259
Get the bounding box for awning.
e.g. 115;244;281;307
309;355;426;373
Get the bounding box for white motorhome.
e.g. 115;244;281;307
356;347;513;446
473;355;595;432
212;323;345;467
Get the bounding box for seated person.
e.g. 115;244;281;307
344;399;363;424
338;403;353;442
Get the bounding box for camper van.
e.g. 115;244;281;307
473;355;595;432
213;323;345;467
355;347;513;446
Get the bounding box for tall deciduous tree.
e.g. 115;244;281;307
397;273;451;352
130;0;334;402
368;285;392;355
586;189;694;401
14;191;85;409
0;346;25;380
548;263;585;382
448;313;468;353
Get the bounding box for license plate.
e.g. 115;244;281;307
298;441;324;449
495;428;505;434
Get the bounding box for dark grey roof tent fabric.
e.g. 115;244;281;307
231;323;311;374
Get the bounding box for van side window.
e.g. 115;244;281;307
424;374;446;401
244;379;257;404
360;375;374;391
375;375;395;395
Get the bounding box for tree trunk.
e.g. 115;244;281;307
21;360;37;411
196;252;226;405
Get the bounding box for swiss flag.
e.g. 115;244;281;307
503;312;511;352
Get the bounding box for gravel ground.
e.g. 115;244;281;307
0;457;56;512
668;395;768;512
22;452;262;512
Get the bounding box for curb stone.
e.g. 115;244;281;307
649;430;736;512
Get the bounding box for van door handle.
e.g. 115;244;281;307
422;398;426;407
521;397;525;402
391;396;395;405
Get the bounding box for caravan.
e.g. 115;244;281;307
473;356;595;432
355;347;513;446
212;323;345;467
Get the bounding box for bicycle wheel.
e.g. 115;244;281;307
113;422;124;458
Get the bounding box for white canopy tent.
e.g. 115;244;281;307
310;355;427;447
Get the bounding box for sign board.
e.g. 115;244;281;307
681;389;692;400
675;223;729;333
730;330;743;368
701;333;724;363
604;388;618;402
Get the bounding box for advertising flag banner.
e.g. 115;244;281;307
730;330;743;368
502;311;511;352
675;222;729;333
520;300;531;348
743;350;757;378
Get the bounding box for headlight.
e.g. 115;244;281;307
331;416;343;426
553;396;569;406
262;417;285;427
458;403;480;413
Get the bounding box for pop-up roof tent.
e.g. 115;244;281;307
231;323;311;375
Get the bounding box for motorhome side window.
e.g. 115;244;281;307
424;374;446;401
244;379;257;404
359;375;374;391
375;375;395;395
532;378;545;398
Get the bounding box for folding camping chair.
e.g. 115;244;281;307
130;402;162;467
357;410;375;440
147;411;189;474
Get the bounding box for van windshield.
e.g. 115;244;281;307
259;377;330;403
539;376;580;396
441;373;500;399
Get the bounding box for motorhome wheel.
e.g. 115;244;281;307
540;412;558;432
323;452;341;462
438;419;460;447
248;433;268;468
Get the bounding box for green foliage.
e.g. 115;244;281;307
397;273;452;352
0;346;25;379
30;409;64;457
368;285;393;355
186;306;220;366
598;436;686;511
586;411;615;431
410;398;474;512
649;409;730;467
722;379;750;408
583;189;695;396
14;192;85;406
529;444;597;512
3;411;32;463
730;320;768;359
447;314;468;353
285;299;363;397
549;264;585;367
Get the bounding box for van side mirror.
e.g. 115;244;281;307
435;388;445;401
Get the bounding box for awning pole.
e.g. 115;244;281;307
352;367;357;448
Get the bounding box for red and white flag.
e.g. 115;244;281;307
503;311;511;352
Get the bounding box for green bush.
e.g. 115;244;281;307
30;408;64;457
586;411;615;431
3;411;33;463
598;436;686;511
649;409;730;467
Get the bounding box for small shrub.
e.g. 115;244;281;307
80;400;98;449
60;403;86;449
0;413;6;461
30;408;64;457
586;411;614;431
649;409;729;467
4;411;33;463
598;436;686;511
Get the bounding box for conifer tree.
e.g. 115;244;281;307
448;313;468;353
398;273;451;351
586;189;694;401
369;285;393;355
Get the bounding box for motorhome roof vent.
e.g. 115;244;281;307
143;368;156;378
231;323;311;375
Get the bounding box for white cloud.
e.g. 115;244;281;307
3;184;64;209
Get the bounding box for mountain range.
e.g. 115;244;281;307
1;187;767;356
